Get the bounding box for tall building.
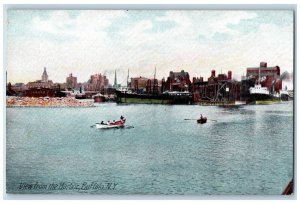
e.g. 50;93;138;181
66;73;77;89
246;62;282;92
129;76;162;94
85;73;109;92
165;70;191;92
130;76;149;93
24;67;55;97
42;67;48;82
27;67;53;89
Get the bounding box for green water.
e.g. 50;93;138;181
6;102;294;195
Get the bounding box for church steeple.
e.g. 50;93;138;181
42;67;48;82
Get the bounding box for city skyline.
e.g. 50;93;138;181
6;10;294;84
6;64;294;88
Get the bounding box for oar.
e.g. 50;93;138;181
208;119;217;122
184;118;218;122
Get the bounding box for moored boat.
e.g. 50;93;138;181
115;90;193;104
75;93;87;99
93;93;105;103
249;83;280;104
279;90;290;101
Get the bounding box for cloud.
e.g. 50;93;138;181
7;10;293;85
32;11;75;35
32;10;127;40
155;11;257;38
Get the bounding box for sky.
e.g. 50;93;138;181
6;10;294;85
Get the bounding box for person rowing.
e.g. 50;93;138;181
198;114;207;124
95;117;126;129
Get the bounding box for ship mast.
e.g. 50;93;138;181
153;66;157;94
258;66;261;84
127;69;129;88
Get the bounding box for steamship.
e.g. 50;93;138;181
248;83;286;104
114;68;193;104
247;63;288;104
115;89;193;105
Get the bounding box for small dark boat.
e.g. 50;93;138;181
282;178;293;195
75;93;87;99
197;117;207;124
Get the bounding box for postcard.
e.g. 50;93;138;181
5;9;294;196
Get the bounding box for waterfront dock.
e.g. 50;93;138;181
196;100;247;106
6;96;94;107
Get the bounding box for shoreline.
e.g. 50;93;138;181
6;105;96;108
6;96;292;108
6;96;95;108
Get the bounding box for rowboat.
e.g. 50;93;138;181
197;117;207;124
95;119;126;129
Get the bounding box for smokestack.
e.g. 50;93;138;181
211;70;216;77
260;62;267;67
193;77;196;83
228;71;232;80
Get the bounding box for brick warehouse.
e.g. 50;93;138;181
164;70;192;92
246;62;282;93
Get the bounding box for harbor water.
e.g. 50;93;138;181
6;102;294;195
